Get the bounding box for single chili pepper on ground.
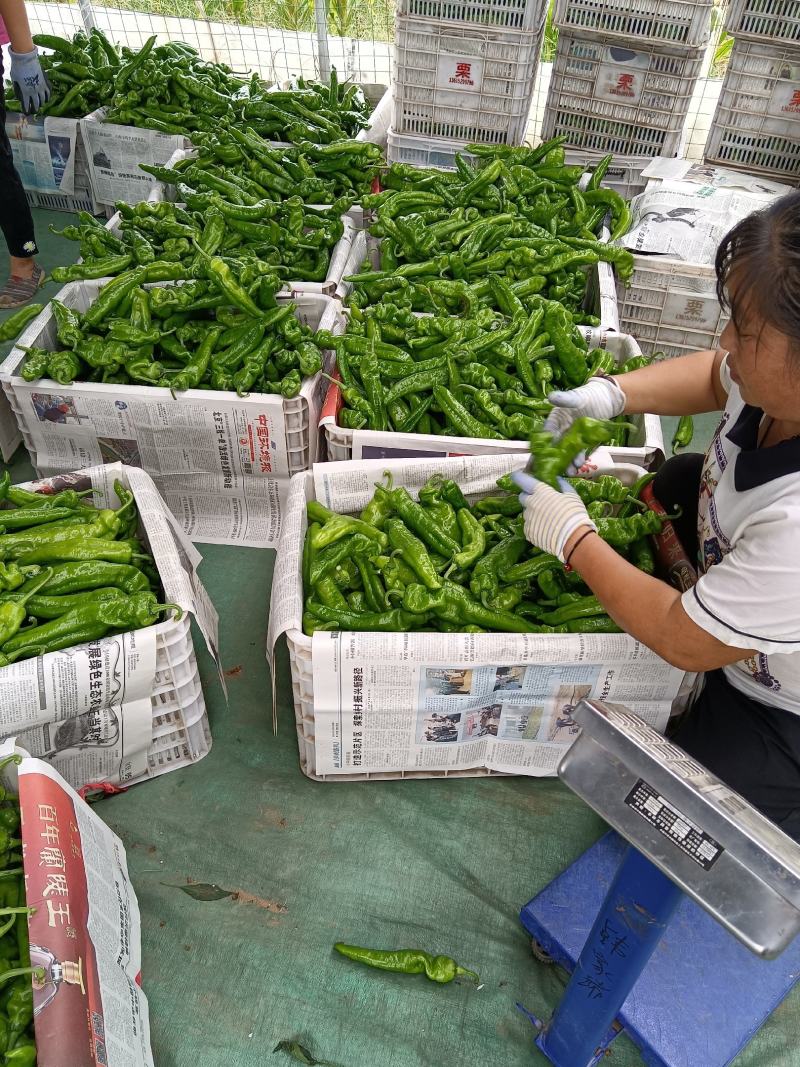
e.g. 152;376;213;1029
334;943;478;983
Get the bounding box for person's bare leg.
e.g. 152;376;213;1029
9;255;36;278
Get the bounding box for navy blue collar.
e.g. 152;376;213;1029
726;403;800;490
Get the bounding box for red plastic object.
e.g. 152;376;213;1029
641;482;697;592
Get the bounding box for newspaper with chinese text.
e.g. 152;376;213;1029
5;114;80;194
2;740;154;1066
619;175;786;263
268;456;689;775
0;464;219;789
81;112;184;206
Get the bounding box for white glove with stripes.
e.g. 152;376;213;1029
510;472;596;564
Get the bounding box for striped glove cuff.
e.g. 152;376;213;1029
521;480;597;563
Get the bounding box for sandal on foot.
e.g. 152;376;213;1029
0;265;46;309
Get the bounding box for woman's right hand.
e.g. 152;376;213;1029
543;375;627;438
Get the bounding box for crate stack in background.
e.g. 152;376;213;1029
542;0;715;199
387;0;549;169
705;1;800;182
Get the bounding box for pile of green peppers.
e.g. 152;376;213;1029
302;466;662;636
7;30;246;124
8;29;372;143
19;267;327;395
0;474;180;667
145;125;382;207
0;753;40;1066
345;136;633;320
53;195;349;286
325;293;647;438
237;70;374;142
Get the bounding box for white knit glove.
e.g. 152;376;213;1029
511;472;596;563
543;376;626;437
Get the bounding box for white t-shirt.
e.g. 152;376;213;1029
681;356;800;714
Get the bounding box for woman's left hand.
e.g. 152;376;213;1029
511;472;596;563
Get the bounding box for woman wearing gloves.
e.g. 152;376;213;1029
0;0;48;307
513;192;800;840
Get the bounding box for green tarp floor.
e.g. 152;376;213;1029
0;212;796;1067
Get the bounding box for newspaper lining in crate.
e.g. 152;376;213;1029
0;287;345;548
704;39;800;181
393;16;544;145
5;112;83;196
321;330;663;469
0;738;154;1066
542;35;704;157
0;463;219;792
81;108;188;208
268;455;689;781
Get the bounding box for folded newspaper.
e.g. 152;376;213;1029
269;455;690;779
618;162;791;264
2;738;154;1066
0;463;220;791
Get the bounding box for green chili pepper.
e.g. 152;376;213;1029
334;942;478;983
672;415;694;454
385;519;441;591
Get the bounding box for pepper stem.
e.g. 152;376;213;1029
0;965;46;989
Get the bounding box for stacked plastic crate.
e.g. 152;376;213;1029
705;1;800;182
388;0;549;169
541;0;714;199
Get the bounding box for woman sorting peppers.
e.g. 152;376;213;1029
514;192;800;841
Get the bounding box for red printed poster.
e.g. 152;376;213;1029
11;748;153;1067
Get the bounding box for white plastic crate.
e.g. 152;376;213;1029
81;109;189;210
542;36;704;157
4;112;97;213
704;40;800;182
387;129;479;169
398;0;547;29
393;16;543;144
0;464;213;789
565;150;652;201
553;0;713;49
724;0;800;46
321;329;664;468
0;286;344;544
617;257;727;360
0;392;21;462
274;456;682;782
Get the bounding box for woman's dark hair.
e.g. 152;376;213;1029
715;190;800;339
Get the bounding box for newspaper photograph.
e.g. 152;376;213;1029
10;697;154;786
17;387;290;547
5;114;79;194
310;630;685;776
81;113;184;206
4;741;155;1066
619;179;784;263
0;463;221;789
